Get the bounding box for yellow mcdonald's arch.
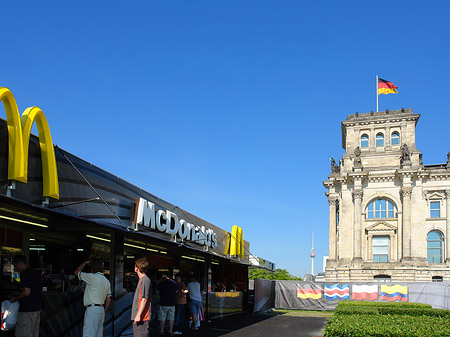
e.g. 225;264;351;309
0;87;59;199
230;225;244;258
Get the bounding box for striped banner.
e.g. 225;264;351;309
351;284;378;301
324;284;349;300
380;285;408;302
297;286;322;299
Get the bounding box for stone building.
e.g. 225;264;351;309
323;108;450;282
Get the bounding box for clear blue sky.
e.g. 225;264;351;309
2;1;450;277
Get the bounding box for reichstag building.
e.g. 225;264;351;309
323;108;450;282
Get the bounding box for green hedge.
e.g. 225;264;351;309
324;302;450;337
337;301;431;308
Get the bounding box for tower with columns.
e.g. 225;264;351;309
323;108;450;282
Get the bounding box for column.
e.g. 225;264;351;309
353;189;363;260
204;256;212;320
386;126;391;148
389;233;395;261
370;127;375;149
328;196;338;261
446;190;450;262
401;187;412;260
368;234;373;261
110;231;124;297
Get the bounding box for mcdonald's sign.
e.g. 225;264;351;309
230;225;244;258
0;87;59;199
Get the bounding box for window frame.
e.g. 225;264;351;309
367;199;395;219
430;201;441;218
373;236;389;262
391;131;400;146
360;134;369;148
376;133;384;147
427;230;443;264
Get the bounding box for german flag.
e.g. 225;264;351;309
378;78;398;95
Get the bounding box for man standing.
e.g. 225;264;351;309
173;274;188;335
157;273;177;336
132;257;151;337
187;276;202;330
75;259;111;337
10;255;42;337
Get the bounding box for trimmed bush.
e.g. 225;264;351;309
337;300;431;308
324;301;450;337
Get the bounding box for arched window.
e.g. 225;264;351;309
427;231;443;263
391;132;400;145
376;133;384;147
361;134;369;148
367;199;395;219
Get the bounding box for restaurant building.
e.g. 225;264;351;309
0;88;250;336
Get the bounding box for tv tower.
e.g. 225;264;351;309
310;231;315;275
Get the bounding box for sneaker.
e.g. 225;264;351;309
173;332;183;335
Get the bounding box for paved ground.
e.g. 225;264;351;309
122;312;328;337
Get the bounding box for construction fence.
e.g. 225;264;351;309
253;279;450;312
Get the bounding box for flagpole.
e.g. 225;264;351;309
376;75;379;112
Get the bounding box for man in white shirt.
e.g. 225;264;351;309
75;259;111;337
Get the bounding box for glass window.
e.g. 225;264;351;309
367;199;395;219
376;133;384;147
430;201;440;218
361;134;369;148
427;231;443;263
391;132;400;145
373;236;389;262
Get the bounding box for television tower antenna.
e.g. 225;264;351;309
310;231;315;275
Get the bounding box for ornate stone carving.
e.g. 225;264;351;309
352;189;363;200
445;190;450;199
353;146;362;169
401;186;413;198
330;157;340;174
328;196;338;206
400;144;411;167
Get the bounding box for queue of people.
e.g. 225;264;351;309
7;254;203;337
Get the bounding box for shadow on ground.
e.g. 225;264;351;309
121;312;328;337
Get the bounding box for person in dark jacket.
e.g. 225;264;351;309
10;255;43;337
157;273;177;335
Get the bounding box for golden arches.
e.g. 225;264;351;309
0;88;25;181
230;225;244;258
0;87;59;199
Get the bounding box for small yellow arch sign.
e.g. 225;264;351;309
230;225;244;258
0;87;59;199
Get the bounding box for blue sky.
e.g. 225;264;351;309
2;1;450;277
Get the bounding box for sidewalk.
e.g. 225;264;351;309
120;312;328;337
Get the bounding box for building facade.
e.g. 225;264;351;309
0;87;250;336
323;108;450;282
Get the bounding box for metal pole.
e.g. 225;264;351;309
376;75;379;112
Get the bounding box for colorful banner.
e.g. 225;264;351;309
351;284;378;301
297;285;322;299
380;285;408;302
324;284;349;300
